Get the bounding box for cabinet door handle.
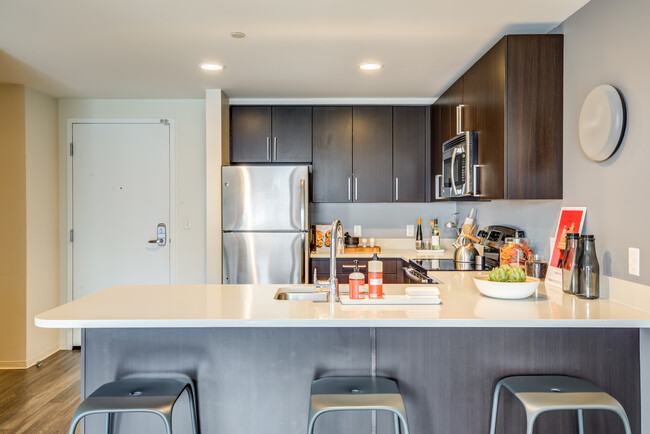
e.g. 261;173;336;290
354;177;358;201
273;137;278;161
395;178;399;201
473;165;485;197
435;174;443;200
348;177;351;201
456;104;465;135
266;137;270;161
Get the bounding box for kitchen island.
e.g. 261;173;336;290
37;272;650;433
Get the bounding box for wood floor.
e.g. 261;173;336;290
0;350;81;434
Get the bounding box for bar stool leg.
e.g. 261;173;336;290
393;413;400;434
577;409;584;434
489;381;503;434
105;413;113;434
155;410;173;434
610;407;632;434
525;409;540;434
185;385;199;434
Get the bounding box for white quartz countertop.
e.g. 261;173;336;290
35;272;650;328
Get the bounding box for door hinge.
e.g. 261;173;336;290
160;118;170;126
69;142;73;156
69;229;74;242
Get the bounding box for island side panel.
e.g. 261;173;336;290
376;328;640;434
83;328;374;434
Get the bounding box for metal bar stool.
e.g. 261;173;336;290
307;376;410;434
68;374;199;434
489;375;632;434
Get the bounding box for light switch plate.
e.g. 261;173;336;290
629;247;640;276
353;225;362;236
183;218;192;230
406;225;414;237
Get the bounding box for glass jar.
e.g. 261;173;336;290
526;254;548;279
500;231;533;269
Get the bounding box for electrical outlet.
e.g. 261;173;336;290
183;218;192;230
406;225;414;237
629;247;640;276
353;225;362;236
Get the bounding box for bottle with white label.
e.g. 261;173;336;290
349;260;366;299
368;254;383;299
431;218;440;250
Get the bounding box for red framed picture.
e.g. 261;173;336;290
545;207;587;288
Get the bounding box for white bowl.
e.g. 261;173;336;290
473;276;540;299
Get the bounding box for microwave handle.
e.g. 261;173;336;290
450;148;461;195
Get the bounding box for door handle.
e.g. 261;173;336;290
456;104;465;135
148;223;167;246
266;137;271;161
354;177;358;201
273;137;278;161
395;178;399;201
348;177;351;201
435;174;443;200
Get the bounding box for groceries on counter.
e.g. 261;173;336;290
500;231;533;269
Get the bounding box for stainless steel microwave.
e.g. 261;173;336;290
437;131;480;198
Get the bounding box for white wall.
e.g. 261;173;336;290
57;99;207;306
25;87;60;364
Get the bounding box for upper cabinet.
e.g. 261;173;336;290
230;106;312;163
312;107;353;203
393;106;428;203
432;34;563;200
352;106;393;203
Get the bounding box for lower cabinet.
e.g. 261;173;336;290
311;258;400;284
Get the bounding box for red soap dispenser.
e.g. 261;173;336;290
349;260;365;299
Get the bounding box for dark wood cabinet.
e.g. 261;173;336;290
312;107;353;203
230;106;272;163
393;106;427;202
430;104;445;201
311;257;399;284
230;106;312;164
352;106;393;203
431;34;563;200
271;106;312;162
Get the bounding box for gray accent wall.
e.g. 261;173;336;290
311;202;458;239
464;0;650;285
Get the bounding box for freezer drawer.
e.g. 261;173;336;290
222;165;309;231
223;232;308;284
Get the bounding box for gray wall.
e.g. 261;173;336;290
464;0;650;285
311;202;458;239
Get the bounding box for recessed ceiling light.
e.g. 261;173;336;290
200;64;224;71
230;32;246;39
359;63;383;71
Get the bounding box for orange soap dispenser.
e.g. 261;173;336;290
348;259;365;299
368;254;383;299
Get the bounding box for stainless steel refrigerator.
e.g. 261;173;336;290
222;165;310;284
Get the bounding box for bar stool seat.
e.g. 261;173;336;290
489;375;631;434
307;376;410;434
69;374;198;434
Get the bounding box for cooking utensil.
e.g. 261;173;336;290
454;242;478;270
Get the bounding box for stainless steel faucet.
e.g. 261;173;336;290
314;219;343;302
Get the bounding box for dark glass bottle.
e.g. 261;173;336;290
577;235;599;299
415;218;423;249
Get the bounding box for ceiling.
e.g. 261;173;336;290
0;0;589;100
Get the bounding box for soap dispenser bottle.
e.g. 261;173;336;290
349;259;365;300
368;254;383;299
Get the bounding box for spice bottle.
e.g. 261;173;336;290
562;233;582;294
368;254;383;299
577;235;599;299
348;260;365;299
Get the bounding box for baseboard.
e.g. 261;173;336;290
0;344;62;370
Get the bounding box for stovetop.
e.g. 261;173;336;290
410;258;457;271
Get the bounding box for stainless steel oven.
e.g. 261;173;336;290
440;131;480;198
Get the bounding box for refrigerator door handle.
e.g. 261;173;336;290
302;232;309;284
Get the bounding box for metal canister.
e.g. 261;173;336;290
562;233;582;294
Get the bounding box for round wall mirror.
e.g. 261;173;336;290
578;84;626;162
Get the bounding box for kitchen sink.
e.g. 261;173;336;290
274;287;329;301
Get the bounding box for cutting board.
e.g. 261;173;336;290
344;246;381;253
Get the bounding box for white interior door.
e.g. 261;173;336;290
71;121;172;344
